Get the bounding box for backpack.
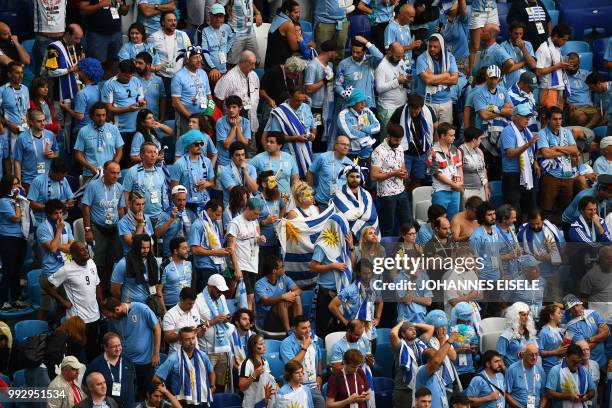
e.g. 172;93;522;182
18;333;50;368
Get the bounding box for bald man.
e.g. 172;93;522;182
384;4;422;63
375;41;411;136
43;24;85;102
79;372;120;408
0;22;30;84
475;24;514;75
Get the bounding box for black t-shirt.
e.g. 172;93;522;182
0;42;20;84
506;0;551;51
260;65;297;106
389;104;437;156
80;0;122;34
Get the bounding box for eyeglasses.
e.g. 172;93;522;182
193;142;205;147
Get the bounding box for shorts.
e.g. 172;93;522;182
540;88;565;109
227;33;258;65
263;310;285;332
469;8;499;30
242;271;257;295
570;105;600;123
404;153;428;180
39;278;66;312
208;352;229;387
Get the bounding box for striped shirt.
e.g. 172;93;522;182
223;0;254;36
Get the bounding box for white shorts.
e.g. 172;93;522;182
469;8;500;30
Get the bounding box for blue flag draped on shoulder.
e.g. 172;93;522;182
276;205;336;285
271;103;313;178
332;183;380;240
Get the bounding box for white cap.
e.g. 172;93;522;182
207;274;229;291
600;136;612;150
486;65;501;78
171;185;188;195
61;356;85;370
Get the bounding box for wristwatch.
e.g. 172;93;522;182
154;4;159;10
84;226;91;231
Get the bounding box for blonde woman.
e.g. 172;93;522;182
355;225;385;265
286;181;320;219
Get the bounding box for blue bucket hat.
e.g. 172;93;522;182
425;310;448;329
346;88;366;107
181;130;205;153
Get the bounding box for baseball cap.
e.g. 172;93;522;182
61;356;85;370
562;294;583;310
519;71;538;88
210;4;226;15
597;173;612;186
600;136;612;150
513;103;534;117
486;65;501;78
171;185;187;195
207;274;229;291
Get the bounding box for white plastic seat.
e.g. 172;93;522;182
325;331;345;365
412;186;433;223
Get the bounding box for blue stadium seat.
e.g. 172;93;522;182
380;236;397;245
373;377;395;392
592;37;609;72
255;68;264;79
559;0;609;9
301;290;314;317
497;2;511;16
577;52;593;71
548;10;559;26
376;328;391;345
560;7;610;39
265;339;281;354
374;343;394;378
561;41;590;55
593;126;608;141
373;377;394;407
348;14;372;41
541;0;556;10
489;181;503;206
300;20;313;33
322;382;327;397
210;393;241;408
184;28;196;44
12;369;25;386
14;320;48;343
27;269;42;310
266;352;285;382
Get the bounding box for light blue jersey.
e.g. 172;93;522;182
415;51;458;104
136;74;165;119
81;178;125;227
335;44;384;110
72;84;101;132
122;164;168;218
110;302;158;364
36;221;74;276
101;76;142;133
27;175;74;224
473;85;511;130
215;116;251;166
170;154;215;206
505;360;546;408
536;126;576;179
155;207;196;257
74;123;124;176
384;20;413;62
0;83;28;127
118;41;161;64
476;43;512;73
201;24;234;73
500;40;535;88
218;162;257;206
309;151;353;204
170;67;211;115
567;69;593;106
304;58;333;109
314;0;346;24
160;258;193;307
12;129;58;184
111;257;161;304
249;151;298;195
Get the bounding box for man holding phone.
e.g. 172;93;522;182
194;274;232;392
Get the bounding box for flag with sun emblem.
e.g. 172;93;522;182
314;213;353;293
276;205;336;285
271;385;311;408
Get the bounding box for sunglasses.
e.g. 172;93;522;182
192;142;205;147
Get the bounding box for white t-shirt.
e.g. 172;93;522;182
227;213;259;273
48;259;100;323
162;304;202;354
239;359;272;408
33;0;67;34
535;40;565;90
194;292;229;352
375;57;408;109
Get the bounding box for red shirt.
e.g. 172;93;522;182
326;368;370;408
